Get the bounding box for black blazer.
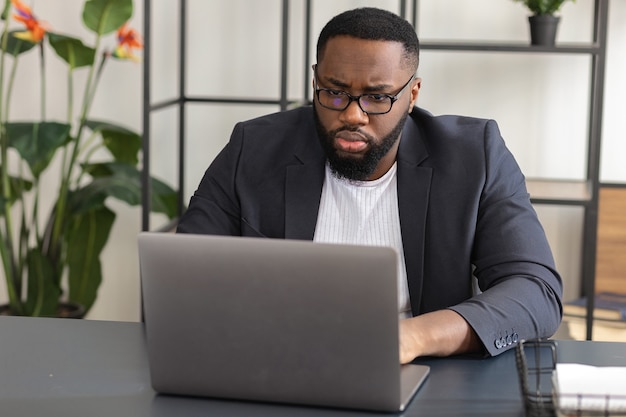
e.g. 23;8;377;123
178;106;563;356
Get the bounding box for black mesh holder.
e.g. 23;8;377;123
516;339;626;416
515;339;558;417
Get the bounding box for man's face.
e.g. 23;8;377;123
313;36;420;181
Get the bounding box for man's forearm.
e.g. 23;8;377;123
399;309;482;363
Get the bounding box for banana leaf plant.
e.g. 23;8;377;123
0;0;177;317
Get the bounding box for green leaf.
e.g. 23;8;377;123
48;32;96;69
74;162;178;218
25;248;62;317
82;0;133;36
150;176;179;219
85;119;141;164
66;186;108;215
1;30;38;56
76;164;142;209
514;0;574;15
6;122;71;178
0;173;33;214
66;206;115;313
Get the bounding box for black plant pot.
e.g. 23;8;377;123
528;14;560;46
0;301;85;318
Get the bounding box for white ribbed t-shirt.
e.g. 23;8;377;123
313;162;411;318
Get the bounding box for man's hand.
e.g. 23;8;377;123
399;309;482;364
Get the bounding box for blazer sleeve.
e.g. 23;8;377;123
176;108;315;238
447;120;563;357
176;122;246;236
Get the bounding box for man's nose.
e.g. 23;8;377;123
338;99;369;126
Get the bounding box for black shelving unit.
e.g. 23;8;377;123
141;0;610;339
412;0;609;340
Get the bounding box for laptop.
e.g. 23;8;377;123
138;232;429;412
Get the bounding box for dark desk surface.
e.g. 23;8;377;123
1;316;625;417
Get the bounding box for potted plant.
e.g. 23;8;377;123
512;0;576;46
0;0;177;317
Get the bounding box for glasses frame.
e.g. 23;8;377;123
313;65;416;115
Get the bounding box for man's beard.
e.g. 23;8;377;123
313;104;408;181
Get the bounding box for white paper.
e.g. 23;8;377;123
554;363;626;413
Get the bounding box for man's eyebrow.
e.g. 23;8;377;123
323;76;393;93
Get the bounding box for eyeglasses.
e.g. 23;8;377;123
313;66;415;115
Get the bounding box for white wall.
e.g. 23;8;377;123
1;0;624;321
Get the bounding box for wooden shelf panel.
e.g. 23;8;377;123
595;187;626;294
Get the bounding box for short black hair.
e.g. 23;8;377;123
316;7;419;72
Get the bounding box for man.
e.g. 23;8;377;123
177;7;563;363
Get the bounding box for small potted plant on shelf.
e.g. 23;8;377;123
512;0;576;46
0;0;177;317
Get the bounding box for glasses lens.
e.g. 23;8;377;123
360;95;392;114
318;90;348;110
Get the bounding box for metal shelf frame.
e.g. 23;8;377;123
411;0;609;340
141;0;297;232
141;0;611;339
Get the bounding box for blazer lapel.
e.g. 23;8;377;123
284;128;326;240
397;113;432;315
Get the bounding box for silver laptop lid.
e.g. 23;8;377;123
139;232;427;412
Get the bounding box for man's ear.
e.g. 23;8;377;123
409;78;422;111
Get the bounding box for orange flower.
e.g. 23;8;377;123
112;23;143;62
11;0;47;43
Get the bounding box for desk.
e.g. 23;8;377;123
1;316;625;417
